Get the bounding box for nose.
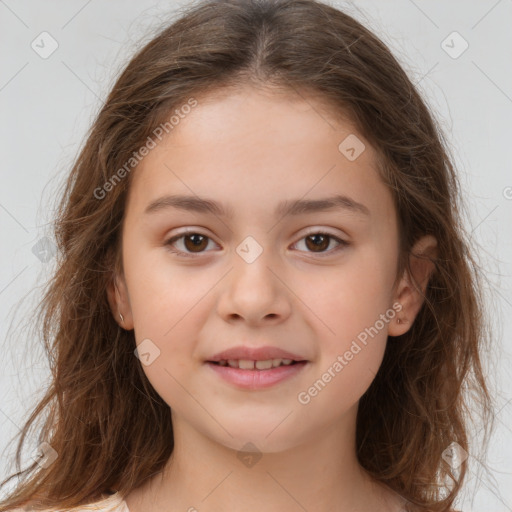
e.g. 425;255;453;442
216;249;292;327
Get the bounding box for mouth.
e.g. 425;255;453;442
205;358;309;390
205;345;310;389
207;345;308;365
207;358;306;370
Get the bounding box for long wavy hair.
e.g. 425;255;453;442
0;0;495;510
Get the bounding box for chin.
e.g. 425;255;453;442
206;424;303;455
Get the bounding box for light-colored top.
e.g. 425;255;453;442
8;491;463;512
9;491;130;512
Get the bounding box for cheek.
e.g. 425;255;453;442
133;311;203;412
297;277;390;412
295;252;393;391
124;244;212;332
296;343;386;423
303;258;394;341
123;253;207;406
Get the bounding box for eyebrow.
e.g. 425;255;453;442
144;194;371;218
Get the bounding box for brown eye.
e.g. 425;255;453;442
293;232;349;256
182;234;209;252
165;232;218;257
165;230;349;259
305;234;330;252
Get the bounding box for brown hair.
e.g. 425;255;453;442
0;1;495;511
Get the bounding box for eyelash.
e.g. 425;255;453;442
164;229;349;259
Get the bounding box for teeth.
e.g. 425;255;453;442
238;359;254;370
255;359;273;370
219;358;295;369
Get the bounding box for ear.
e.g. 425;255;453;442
106;271;134;330
388;235;438;337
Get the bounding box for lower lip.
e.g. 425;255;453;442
205;361;309;390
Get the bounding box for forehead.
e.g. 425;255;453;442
164;85;361;159
126;85;394;224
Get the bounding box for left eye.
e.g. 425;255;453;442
164;231;349;258
292;232;349;255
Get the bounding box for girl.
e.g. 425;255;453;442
0;0;495;511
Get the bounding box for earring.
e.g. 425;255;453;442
119;313;124;323
397;317;402;324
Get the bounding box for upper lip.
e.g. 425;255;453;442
207;345;308;362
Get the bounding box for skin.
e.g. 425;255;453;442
107;85;437;512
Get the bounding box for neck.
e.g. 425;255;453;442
126;403;405;512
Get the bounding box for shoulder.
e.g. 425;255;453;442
6;491;129;512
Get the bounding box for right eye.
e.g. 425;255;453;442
164;232;220;258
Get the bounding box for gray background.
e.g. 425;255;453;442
1;0;511;510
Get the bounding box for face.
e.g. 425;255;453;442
110;85;417;453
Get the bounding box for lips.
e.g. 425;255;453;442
206;360;309;389
207;345;308;363
205;345;310;390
